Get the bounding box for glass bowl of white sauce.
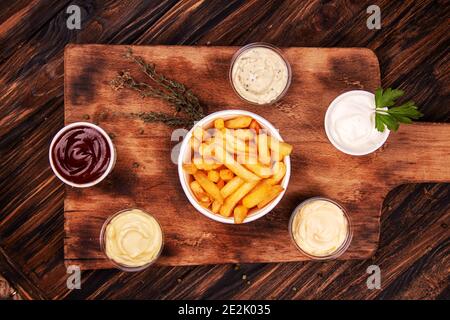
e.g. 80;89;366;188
324;90;390;156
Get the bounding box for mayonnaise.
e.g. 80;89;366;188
325;90;389;155
231;46;289;104
291;199;349;257
104;209;163;267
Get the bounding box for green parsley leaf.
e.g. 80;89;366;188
374;88;423;132
375;88;404;108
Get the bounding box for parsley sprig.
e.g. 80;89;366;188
374;88;423;132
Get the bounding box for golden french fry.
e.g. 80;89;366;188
242;181;273;208
234;129;255;141
219;169;234;181
193;171;224;204
214;145;261;182
244;139;258;164
193;126;210;142
216;179;225;189
234;205;248;224
222;129;248;154
207;170;220;183
199;143;214;158
266;162;286;185
271;149;285;162
204;162;223;171
257;132;271;165
249;119;261;134
193;156;221;170
200;198;212;208
257;185;284;208
190;181;203;194
214;118;225;130
243;162;274;178
219;181;258;217
220;176;244;198
268;136;293;158
190;136;201;152
182;163;198;175
225;116;252;129
193;156;210;169
211;200;221;213
190;181;210;203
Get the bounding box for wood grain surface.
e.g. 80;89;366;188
64;44;450;270
0;0;449;299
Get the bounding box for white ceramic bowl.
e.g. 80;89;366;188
49;122;116;188
177;110;291;224
324;90;390;156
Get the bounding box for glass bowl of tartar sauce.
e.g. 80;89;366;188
100;208;164;272
289;197;353;260
229;43;292;105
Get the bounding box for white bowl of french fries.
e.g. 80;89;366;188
178;110;292;224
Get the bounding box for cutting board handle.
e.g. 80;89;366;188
382;123;450;185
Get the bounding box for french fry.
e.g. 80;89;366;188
234;129;255;141
242;181;273;208
190;181;210;203
228;140;248;155
200;198;212;208
225;116;252;129
193;156;222;170
249;119;261;134
214;145;261;182
207;170;220;183
193;126;210;142
257;131;271;165
245;139;258;164
234;205;248;224
193;156;208;169
220;176;244;198
211;199;221;213
224;129;248;153
199;143;214;158
214;118;225;130
219;181;258;217
204;162;223;171
268;136;293;158
271;149;285;162
216;179;225;189
266;162;286;185
243;162;274;178
182;163;198;175
256;185;284;208
193;171;224;204
219;169;234;181
190;136;201;152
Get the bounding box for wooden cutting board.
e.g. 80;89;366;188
64;45;450;269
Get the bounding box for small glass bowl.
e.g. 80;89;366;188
229;42;292;106
49;122;117;188
100;208;164;272
288;197;353;260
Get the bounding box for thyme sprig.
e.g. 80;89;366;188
110;48;205;127
132;111;193;128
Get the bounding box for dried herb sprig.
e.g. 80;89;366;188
110;48;205;127
133;111;193;127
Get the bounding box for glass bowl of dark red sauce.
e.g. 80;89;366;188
49;122;116;187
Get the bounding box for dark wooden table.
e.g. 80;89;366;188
0;0;448;300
